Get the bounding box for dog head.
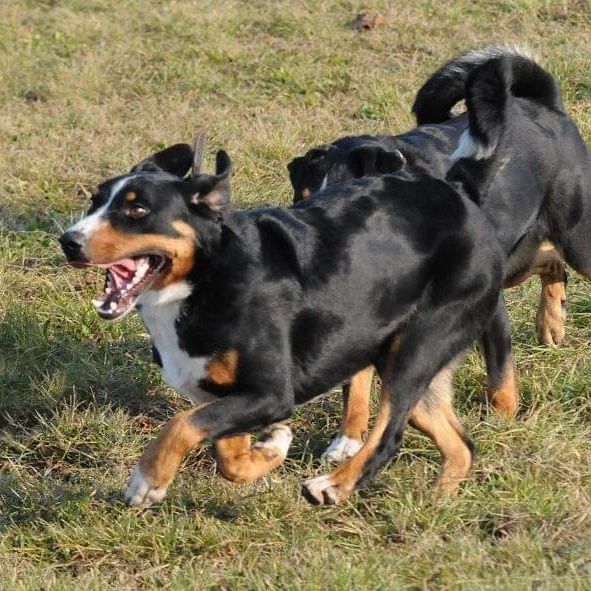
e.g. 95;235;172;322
288;142;407;203
59;137;232;319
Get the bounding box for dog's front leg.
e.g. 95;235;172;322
125;393;293;508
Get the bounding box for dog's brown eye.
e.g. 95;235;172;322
127;204;150;219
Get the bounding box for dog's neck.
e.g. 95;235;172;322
137;281;193;308
135;222;253;353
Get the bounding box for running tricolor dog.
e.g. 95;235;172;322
60;137;504;507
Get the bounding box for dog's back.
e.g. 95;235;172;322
420;47;591;272
287;118;466;202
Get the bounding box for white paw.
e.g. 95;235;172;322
255;423;293;457
302;474;341;505
321;435;362;463
124;468;168;508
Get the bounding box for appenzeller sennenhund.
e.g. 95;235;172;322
60;136;504;507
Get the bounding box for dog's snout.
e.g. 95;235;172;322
59;230;85;260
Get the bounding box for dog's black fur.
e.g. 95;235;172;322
288;46;590;277
287;47;591;429
287;118;464;203
415;48;591;282
60;141;504;505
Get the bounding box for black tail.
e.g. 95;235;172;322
412;46;564;161
412;46;563;125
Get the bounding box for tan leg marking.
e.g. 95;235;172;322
536;274;566;346
139;408;206;484
409;368;472;496
487;359;519;419
304;340;399;504
322;366;374;462
215;424;293;483
125;408;208;507
341;366;374;441
505;241;566;346
531;243;566;346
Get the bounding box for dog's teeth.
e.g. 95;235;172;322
106;287;112;294
110;302;117;311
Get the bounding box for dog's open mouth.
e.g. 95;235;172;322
91;255;169;319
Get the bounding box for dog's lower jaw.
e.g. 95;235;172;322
125;467;169;508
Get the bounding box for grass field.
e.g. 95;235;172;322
1;0;591;589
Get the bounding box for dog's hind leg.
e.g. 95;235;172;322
530;243;567;347
302;372;394;505
505;241;567;347
481;294;519;419
302;337;400;505
215;425;292;483
537;271;567;346
302;271;495;505
322;366;374;462
409;362;475;495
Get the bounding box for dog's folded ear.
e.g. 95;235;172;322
189;150;232;213
287;156;307;187
131;143;194;178
288;145;334;203
347;146;407;178
304;145;332;161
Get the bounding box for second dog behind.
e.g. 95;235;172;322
288;46;589;461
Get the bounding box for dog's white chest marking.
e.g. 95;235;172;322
139;293;212;405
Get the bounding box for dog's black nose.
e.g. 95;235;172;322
59;230;85;260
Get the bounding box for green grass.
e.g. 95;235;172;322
1;0;591;589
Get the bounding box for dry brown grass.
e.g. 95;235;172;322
1;1;591;589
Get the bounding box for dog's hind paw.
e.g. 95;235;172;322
536;280;566;346
321;435;362;463
302;473;351;505
124;468;168;508
536;310;566;346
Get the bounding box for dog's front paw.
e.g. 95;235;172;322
254;423;293;457
124;468;169;508
302;473;351;505
321;435;362;463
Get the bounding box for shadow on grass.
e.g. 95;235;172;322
0;473;96;533
0;305;175;428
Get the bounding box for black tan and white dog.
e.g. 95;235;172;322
59;135;505;507
288;46;591;462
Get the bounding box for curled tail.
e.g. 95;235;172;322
412;46;564;160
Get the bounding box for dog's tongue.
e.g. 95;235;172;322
92;258;138;289
92;255;161;320
107;259;137;289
